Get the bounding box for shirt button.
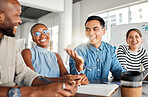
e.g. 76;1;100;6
98;69;100;71
89;69;92;71
97;59;99;62
96;49;98;52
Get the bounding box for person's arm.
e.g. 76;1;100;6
21;49;35;71
64;48;89;85
0;82;77;97
55;53;68;76
0;87;10;97
64;48;84;72
21;49;65;83
141;50;148;78
55;53;88;84
21;82;77;97
21;49;82;83
0;75;77;97
110;47;126;79
117;45;127;70
21;49;62;82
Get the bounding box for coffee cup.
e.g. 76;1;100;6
120;71;142;97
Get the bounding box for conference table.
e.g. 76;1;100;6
75;78;148;97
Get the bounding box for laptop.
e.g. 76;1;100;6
143;73;148;81
143;72;148;84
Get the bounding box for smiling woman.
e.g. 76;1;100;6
21;23;89;85
31;24;50;49
117;28;148;72
21;23;68;77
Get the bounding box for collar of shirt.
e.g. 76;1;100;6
36;46;49;53
126;45;141;54
87;41;104;53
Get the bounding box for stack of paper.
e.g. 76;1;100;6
77;84;119;97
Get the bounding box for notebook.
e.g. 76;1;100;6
77;84;119;97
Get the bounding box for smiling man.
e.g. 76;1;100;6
0;0;77;97
65;16;126;80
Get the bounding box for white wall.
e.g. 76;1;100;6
38;13;60;28
38;0;73;70
16;0;64;48
72;0;148;44
72;2;81;44
20;22;35;48
110;22;148;50
18;0;64;12
15;26;21;39
58;0;73;67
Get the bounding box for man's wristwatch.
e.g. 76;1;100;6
8;87;21;97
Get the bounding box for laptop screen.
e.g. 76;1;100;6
143;73;148;81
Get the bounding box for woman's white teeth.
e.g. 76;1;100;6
40;39;46;42
132;43;137;44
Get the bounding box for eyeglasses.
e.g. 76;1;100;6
33;30;49;37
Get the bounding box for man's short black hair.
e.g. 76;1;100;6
85;16;105;28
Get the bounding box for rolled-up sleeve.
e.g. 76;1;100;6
15;48;40;86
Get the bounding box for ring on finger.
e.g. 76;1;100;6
62;83;66;89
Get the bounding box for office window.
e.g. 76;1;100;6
96;13;109;42
139;9;142;19
109;15;116;25
139;8;142;13
92;2;148;43
130;10;132;21
49;25;59;52
119;13;122;23
104;17;108;31
130;2;148;23
109;7;128;25
98;13;108;31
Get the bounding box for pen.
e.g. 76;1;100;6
79;84;81;86
104;82;110;84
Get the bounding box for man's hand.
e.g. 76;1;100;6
73;74;89;85
61;74;82;86
79;73;89;85
61;74;89;86
64;48;84;71
33;82;77;97
61;74;81;80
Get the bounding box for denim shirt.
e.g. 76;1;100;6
69;41;126;80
